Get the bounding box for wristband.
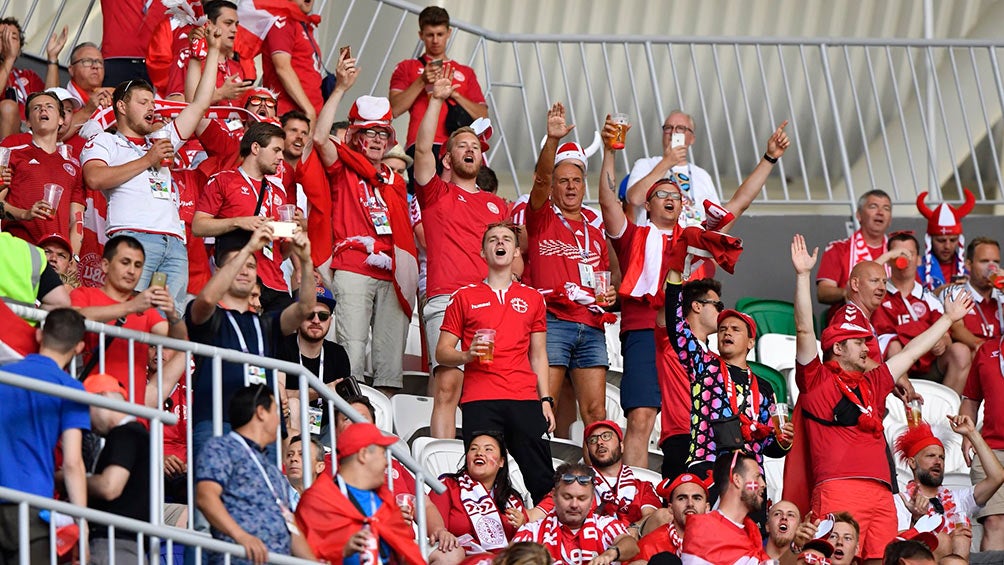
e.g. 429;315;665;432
540;396;555;407
763;152;779;164
610;545;621;562
47;60;58;65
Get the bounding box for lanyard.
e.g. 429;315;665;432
720;360;760;421
238;167;272;218
225;311;264;356
336;475;378;515
230;432;284;504
554;207;591;261
116;131;161;174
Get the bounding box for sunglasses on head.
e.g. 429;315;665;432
248;95;276;107
559;473;594;486
308;311;331;321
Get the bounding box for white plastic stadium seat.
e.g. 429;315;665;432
359;384;393;433
404;310;423;358
603;383;627;428
756;333;797;373
410;437;532;505
606;315;623;374
649;417;662;450
391;394;462;444
628;465;662;492
911;381;961;424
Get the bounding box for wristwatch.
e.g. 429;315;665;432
540;396;555;407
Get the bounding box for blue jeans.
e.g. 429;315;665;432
544;313;609;370
115;230;188;317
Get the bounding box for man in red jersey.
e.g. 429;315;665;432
389;6;486;176
635;473;710;560
825;259;888;368
437;222;554;503
1;91;84;255
414;73;507;438
194;121;294;313
71;234;187;402
0;18;45;138
951;237;1003;349
166;1;249;106
308;51;416;395
787;234;969;564
261;0;323;120
916;189;975;294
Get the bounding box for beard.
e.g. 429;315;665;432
590;445;622;469
740;487;764;512
917;468;943;488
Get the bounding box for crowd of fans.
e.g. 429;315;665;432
1;2;1004;565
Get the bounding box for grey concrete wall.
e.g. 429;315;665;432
722;214;1004;317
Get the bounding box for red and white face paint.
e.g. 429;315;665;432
745;481;759;492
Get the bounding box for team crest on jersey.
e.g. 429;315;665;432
911;301;928;318
487;202;499;214
63;163;76;176
510;297;528;313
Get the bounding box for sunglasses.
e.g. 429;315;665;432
695;298;725;312
308;311;331;321
248;95;276;107
797;552;830;565
586;430;616;445
559;473;594;486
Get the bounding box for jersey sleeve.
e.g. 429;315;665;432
530;290;548;333
60;382;92;433
80;133;114;167
439;292;465;339
389;59;416;93
197;119;240;160
415;175;449;209
635;480;662;510
196;173;226;216
599;516;629;546
963;345;987;401
263;19;295;56
816;241;846;285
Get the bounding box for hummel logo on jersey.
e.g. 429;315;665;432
28;158;40;165
457;194;467;203
471;302;490;310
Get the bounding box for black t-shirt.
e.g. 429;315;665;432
90;420;150;539
277;334;351;390
37;264;62;300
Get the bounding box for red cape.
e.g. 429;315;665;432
294;472;425;565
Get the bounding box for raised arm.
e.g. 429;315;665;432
189;224;272;325
174;23;225;140
791;234;820;364
413;71;456;187
598;115;628;238
279;229;316;335
949;414;1004;505
530;102;575;211
885;291;973;378
44;26;68;88
719;121;790;233
312;49;357;168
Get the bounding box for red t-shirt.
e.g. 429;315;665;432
70;287;165;403
657;328;692;440
323;160;400;282
99;0;166;58
196;169;289;291
2;141;85;245
797;357;895;486
534;465;661;524
817;237;886;288
165;56;244;102
524;203;609;329
415;175;507;297
195;119;243;178
4;68;44;114
871;284;943;374
174;168;211;295
610;221;667;331
430;476;526;543
261;18;323;116
440;281;547;404
963;339;1004;449
389;58;486;148
827;302;883;364
960;287;1003;340
162;373;188;461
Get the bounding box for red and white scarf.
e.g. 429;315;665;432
457;473;519;551
903;480;969;533
535;514;612;565
620;222;681;301
595;465;642;523
665;522;684;556
848;229;887;274
84;99;260;134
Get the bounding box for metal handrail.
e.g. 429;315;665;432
0;486;318;565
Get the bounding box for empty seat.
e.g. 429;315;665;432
736;298;797;337
392;394;462;444
757;333;797;373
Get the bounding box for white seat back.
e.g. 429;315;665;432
360;384;393;433
391;394;462;443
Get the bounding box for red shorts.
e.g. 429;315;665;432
812;478;897;560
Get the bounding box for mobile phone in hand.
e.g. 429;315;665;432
335;376;362;399
671;133;686;148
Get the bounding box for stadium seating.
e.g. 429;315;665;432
736;298;797;336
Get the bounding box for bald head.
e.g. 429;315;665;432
847;261;887;314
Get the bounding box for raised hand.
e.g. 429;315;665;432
203;22;223;51
790;234;818;275
948;414;976;436
335;48;359;92
430;74;456;101
766;120;790;159
46;26;68;61
662;143;688;166
943;290;975;323
545;102;575;140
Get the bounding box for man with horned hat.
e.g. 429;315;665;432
916;189;975;294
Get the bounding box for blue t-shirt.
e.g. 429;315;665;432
185;304;284;424
0;354;90;498
343;483;389;565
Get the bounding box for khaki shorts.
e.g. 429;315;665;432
423;294;462;372
972;449;1004;520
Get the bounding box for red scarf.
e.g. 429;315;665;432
294;473;424;565
719;360;772;443
535;514;610;564
303;146;418;315
824;360;883;436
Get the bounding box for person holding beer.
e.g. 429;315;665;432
436;222;556;505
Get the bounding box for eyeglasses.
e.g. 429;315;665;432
308;311;331;321
586;431;616;445
558;473;594;486
797;552;830;565
663;124;693;134
695;298;725;312
360;129;391;140
71;58;104;68
649;189;682;201
248;95;276;108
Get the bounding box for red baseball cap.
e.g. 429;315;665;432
38;233;72;253
717;309;758;341
656;472;710;500
83;373;127;396
336;422;397;460
820;322;874;351
583;420;623;444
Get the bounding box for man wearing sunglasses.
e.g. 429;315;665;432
513;463;639;565
308;52;417;396
598;114;790;469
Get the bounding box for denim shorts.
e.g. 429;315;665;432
619;329;660;410
545;313;609;370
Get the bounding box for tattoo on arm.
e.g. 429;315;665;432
606;172;616;192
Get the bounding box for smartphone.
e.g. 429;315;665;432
429;59;444;68
268;221;296;238
671;132;686;148
335;376;362;399
339;45;351;58
150;272;167;288
241;79;255;87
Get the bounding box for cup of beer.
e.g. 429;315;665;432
147;128;173;167
43;183;64;210
769;402;789;439
611;113;630;150
907;399;923;428
395;493;415;513
594;270;612;306
473;328;496;365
